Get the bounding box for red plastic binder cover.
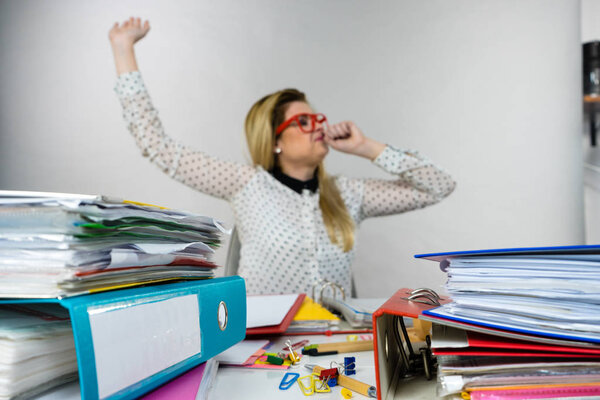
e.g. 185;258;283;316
433;329;600;356
432;329;600;359
246;293;306;336
372;288;450;400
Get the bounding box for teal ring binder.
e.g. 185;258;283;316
0;277;246;400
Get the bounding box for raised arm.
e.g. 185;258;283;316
109;18;254;200
109;17;149;75
324;121;456;220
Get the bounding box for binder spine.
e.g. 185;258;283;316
1;277;246;400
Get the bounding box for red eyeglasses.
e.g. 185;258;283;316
275;113;328;135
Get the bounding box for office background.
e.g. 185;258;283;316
0;0;593;297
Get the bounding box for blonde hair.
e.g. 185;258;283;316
245;89;355;252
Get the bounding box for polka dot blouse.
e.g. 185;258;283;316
115;71;456;295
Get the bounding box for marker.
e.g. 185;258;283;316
302;340;373;356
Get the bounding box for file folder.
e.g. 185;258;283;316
415;244;600;263
372;288;449;400
0;276;246;400
246;293;305;336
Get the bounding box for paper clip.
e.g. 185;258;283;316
279;372;299;390
298;374;315;396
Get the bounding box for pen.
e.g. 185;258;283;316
302;340;373;356
304;364;377;398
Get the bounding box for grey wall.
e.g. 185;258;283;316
0;0;584;297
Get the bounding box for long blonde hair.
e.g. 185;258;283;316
245;89;355;252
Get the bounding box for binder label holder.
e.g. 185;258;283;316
0;276;246;400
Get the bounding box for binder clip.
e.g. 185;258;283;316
284;339;300;364
312;373;331;393
318;367;338;381
343;357;356;375
279;372;299;390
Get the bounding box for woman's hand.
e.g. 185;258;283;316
109;17;150;75
109;17;150;48
324;121;386;160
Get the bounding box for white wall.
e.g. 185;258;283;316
0;0;584;298
582;0;600;244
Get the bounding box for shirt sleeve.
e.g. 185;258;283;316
356;145;456;220
114;71;255;201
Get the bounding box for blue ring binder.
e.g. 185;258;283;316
0;276;246;400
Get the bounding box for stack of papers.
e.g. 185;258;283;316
416;245;600;397
434;254;600;342
0;191;224;298
0;304;77;400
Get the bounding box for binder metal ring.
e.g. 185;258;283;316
218;301;228;331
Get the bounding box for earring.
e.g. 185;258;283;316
275;148;282;154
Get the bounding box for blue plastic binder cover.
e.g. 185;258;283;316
422;306;600;344
415;244;600;262
0;276;246;400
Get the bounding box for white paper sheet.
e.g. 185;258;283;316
245;294;299;329
214;340;269;365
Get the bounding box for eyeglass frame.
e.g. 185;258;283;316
275;113;328;135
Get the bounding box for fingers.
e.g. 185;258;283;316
325;121;352;140
112;17;150;33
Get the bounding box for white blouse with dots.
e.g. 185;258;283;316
115;71;456;295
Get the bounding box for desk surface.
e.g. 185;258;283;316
212;334;437;400
34;334;439;400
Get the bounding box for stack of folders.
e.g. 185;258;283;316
0;191;245;400
415;245;600;399
0;190;224;298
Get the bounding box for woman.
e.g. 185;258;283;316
109;17;456;295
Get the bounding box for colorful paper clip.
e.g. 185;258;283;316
298;374;315;396
279;372;299;390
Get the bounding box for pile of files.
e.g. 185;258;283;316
0;191;223;298
0;190;233;399
0;303;76;400
416;245;600;399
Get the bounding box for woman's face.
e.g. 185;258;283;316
275;101;329;168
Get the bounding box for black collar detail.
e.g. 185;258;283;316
270;167;319;194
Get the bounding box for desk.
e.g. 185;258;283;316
211;334;437;400
33;333;438;400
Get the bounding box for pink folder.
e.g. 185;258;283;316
140;362;207;400
433;330;600;357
